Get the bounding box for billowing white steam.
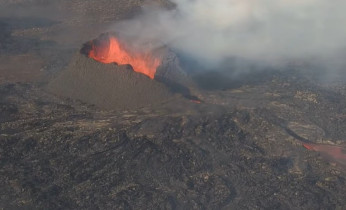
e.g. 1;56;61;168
113;0;346;72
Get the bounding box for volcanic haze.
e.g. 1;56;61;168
111;0;346;76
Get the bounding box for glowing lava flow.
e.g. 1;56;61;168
88;35;161;79
303;143;346;166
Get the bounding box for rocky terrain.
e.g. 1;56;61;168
1;0;346;209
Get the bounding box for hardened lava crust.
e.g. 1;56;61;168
1;0;346;210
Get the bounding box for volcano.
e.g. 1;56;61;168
48;33;196;110
2;1;346;208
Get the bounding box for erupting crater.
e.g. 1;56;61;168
82;33;161;79
48;32;197;110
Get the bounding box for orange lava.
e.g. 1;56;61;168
303;143;346;166
190;99;202;104
88;35;161;79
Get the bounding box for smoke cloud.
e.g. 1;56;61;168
111;0;346;76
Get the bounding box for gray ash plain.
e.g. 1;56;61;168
1;0;346;209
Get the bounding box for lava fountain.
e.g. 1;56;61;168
84;33;161;79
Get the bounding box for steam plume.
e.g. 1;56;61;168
111;0;346;75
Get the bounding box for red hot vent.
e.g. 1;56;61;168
81;33;161;79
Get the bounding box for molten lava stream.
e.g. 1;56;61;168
88;36;161;79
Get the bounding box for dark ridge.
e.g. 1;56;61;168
79;41;92;56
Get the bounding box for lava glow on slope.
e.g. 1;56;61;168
87;34;161;79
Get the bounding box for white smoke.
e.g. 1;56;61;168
112;0;346;73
